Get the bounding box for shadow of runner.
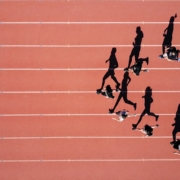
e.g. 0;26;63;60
132;86;159;130
124;26;149;70
162;13;177;54
170;104;180;144
96;48;120;94
109;72;136;114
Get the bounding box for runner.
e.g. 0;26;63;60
127;60;149;76
96;48;120;94
133;124;159;137
101;85;115;99
159;46;180;62
112;109;136;122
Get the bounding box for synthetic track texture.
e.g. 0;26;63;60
0;0;180;180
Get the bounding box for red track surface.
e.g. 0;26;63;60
0;1;180;180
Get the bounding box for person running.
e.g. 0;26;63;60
109;72;137;114
170;104;180;145
132;86;159;129
101;85;115;99
96;48;120;94
159;46;180;62
127;60;149;76
162;14;177;54
112;109;136;122
124;26;149;71
133;124;159;137
173;140;180;155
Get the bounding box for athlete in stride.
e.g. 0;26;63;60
97;48;120;94
159;46;180;62
101;85;115;99
133;124;159;137
112;109;136;122
126;60;149;76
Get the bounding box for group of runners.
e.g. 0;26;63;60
96;14;180;155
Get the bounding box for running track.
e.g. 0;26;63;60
0;1;180;180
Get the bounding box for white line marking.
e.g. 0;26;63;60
0;159;180;163
0;68;180;71
1;21;180;25
0;114;177;117
1;45;180;48
0;0;179;2
1;91;180;94
1;136;179;140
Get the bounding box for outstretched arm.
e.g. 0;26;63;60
151;124;159;129
135;128;146;134
174;151;180;155
105;59;110;63
164;57;175;62
165;47;170;51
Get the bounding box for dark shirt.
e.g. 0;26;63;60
144;125;153;135
167;47;178;60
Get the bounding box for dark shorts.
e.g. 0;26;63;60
107;69;115;76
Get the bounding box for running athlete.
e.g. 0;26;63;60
101;85;115;99
133;124;159;137
127;60;149;76
96;48;120;94
159;46;180;62
112;109;136;122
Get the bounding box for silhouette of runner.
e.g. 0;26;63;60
132;86;159;129
109;72;136;114
162;13;177;54
97;48;120;93
170;104;180;145
124;26;148;70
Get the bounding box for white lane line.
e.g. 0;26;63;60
1;136;179;140
1;45;180;48
1;159;180;163
0;68;180;71
1;21;180;25
1;91;180;94
0;0;179;2
0;114;177;117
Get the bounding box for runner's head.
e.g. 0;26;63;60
111;47;116;54
136;26;141;34
170;16;175;23
122;114;128;119
146;86;152;92
106;85;112;92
